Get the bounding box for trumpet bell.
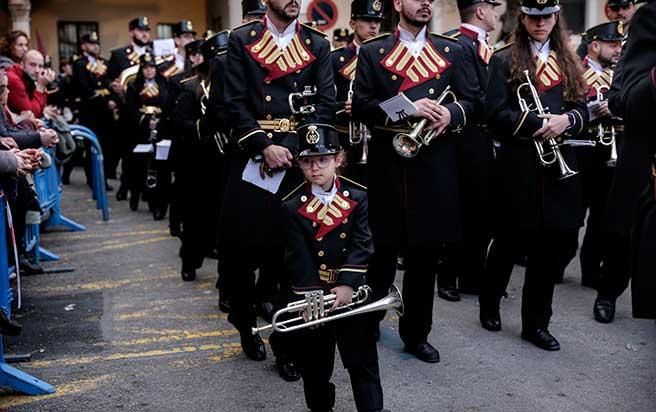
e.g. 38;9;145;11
392;133;421;158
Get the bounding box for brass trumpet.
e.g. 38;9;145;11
593;85;618;167
517;70;578;180
289;86;317;115
392;86;457;158
347;80;371;164
252;285;404;335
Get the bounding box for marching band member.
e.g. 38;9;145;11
576;21;623;291
221;0;335;381
331;0;384;184
157;20;196;79
479;0;588;351
281;123;387;412
600;0;656;322
353;0;476;363
242;0;267;23
437;0;501;301
124;52;172;218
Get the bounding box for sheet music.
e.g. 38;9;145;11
379;93;418;122
241;159;286;194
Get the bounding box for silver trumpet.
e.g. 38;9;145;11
347;80;371;164
392;86;457;158
289;86;317;115
200;80;228;155
252;285;404;335
593;85;618;167
517;70;577;180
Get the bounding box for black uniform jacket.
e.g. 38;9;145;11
331;41;358;130
352;30;476;247
605;1;656;237
486;46;588;233
281;177;373;294
197;53;230;143
221;19;335;248
72;54;115;104
125;75;172;145
107;44;146;81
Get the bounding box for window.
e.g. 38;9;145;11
57;21;99;62
561;0;586;34
157;23;175;39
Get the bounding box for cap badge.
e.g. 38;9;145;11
373;0;382;12
306;125;320;144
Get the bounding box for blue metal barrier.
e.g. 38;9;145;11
69;125;109;222
0;195;55;395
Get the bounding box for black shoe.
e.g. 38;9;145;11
396;256;406;271
593;297;616;324
404;341;440;363
256;301;275;323
153;209;167;221
521;329;560;351
19;255;44;276
169;224;182;238
581;278;598;289
437;286;461;302
181;268;196;281
115;186;128;201
480;309;502;332
240;331;266;361
0;310;22;336
206;247;219;260
129;195;139;211
218;296;231;313
105;182;114;192
275;357;301;382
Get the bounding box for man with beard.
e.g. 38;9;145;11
576;21;624;293
72;32;117;190
222;0;335;381
158;21;196;79
6;49;56;118
599;0;656;322
332;0;384;184
353;0;476;362
109;17;152;198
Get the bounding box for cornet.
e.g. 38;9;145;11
252;285;404;335
392;86;457;158
289;86;317;115
593;85;618;167
517;70;578;180
347;80;371;164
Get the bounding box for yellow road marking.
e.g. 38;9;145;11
46;229;169;241
61;236;173;258
0;374;113;409
110;329;238;346
116;310;224;321
113;295;214;311
27;342;243;369
28;272;176;295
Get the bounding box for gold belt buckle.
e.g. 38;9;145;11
318;269;337;283
278;118;291;133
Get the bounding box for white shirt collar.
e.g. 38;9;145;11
311;177;338;205
461;23;488;43
132;43;147;55
530;38;551;62
353;38;362;55
175;50;185;70
586;56;603;73
398;25;427;57
266;18;297;50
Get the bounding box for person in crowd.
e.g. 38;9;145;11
0;30;29;68
6;50;56;119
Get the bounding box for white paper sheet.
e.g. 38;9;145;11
153;39;176;56
156;139;172;160
133;144;154;154
379;93;418;122
241;159;286;194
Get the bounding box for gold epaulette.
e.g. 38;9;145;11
331;45;346;53
301;23;328;38
179;75;198;84
363;33;391;44
493;42;513;53
338;175;367;191
282;182;307;202
430;32;460;43
231;20;260;32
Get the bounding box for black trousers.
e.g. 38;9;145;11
596;233;631;301
292;315;383;412
480;230;578;331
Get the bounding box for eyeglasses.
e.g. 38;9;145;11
297;156;334;169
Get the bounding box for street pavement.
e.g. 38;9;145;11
0;174;654;412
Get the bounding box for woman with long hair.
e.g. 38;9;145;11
478;0;588;351
0;31;29;67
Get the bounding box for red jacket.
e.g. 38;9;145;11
6;64;47;118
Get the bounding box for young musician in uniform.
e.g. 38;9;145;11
577;21;623;291
332;0;384;184
353;0;476;363
479;0;588;351
281;123;387;412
